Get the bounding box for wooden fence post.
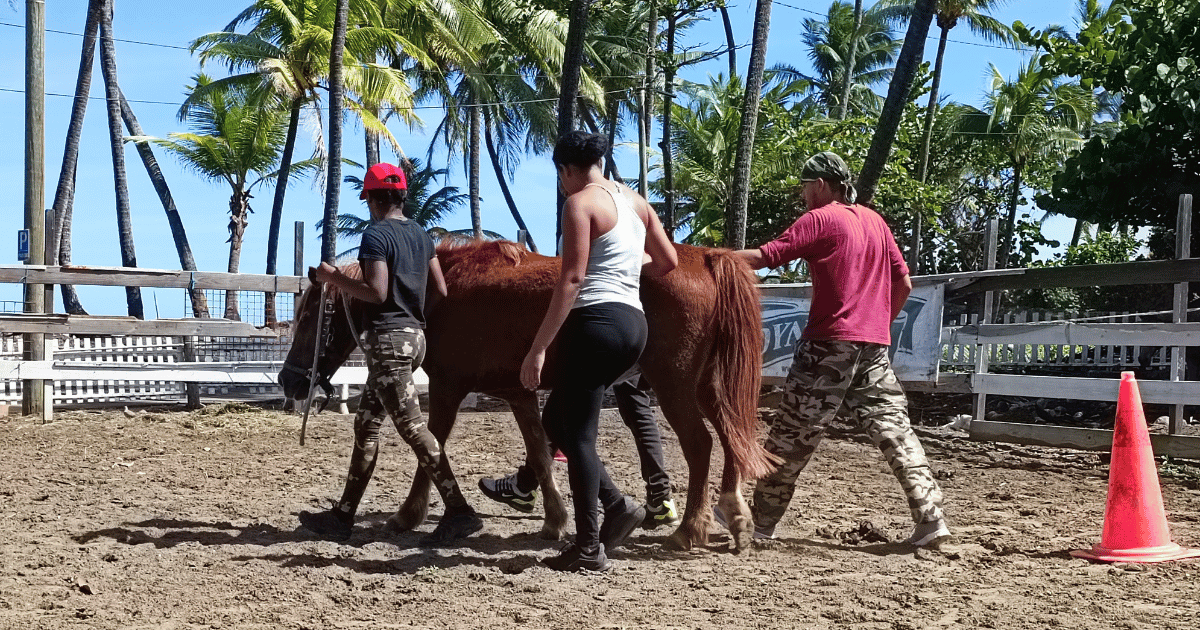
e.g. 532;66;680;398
1171;194;1192;435
973;218;998;424
183;336;201;409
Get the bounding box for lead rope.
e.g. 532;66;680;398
299;283;332;446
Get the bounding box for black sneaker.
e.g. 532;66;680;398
419;508;484;547
599;496;646;551
478;472;539;513
298;508;353;542
542;542;611;572
642;497;680;529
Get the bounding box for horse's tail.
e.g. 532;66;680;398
706;250;779;480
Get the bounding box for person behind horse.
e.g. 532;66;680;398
730;151;950;546
521;131;678;571
298;162;483;546
478;371;681;530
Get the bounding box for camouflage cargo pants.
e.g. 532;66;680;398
339;327;466;514
753;339;945;529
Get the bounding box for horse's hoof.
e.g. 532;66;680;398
537;525;567;541
384;508;424;533
667;528;698;551
729;514;753;551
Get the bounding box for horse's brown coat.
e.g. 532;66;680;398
281;240;773;549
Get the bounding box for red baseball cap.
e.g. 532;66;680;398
360;162;408;199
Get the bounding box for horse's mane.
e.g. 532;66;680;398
435;238;527;269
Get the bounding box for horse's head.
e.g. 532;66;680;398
278;266;362;409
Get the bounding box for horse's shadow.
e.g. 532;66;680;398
71;511;561;564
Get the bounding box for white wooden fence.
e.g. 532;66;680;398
941;310;1174;373
0;333;298;405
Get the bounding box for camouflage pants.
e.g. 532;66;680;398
753;339;945;528
337;327;466;515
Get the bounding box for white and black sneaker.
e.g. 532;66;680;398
478;470;539;513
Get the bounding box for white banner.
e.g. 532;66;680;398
760;283;944;383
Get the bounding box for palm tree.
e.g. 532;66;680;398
420;0;570;243
878;0;1015;180
136;75;305;319
118;89;210;318
668;73;808;245
957;58;1094;268
856;0;936;205
98;0;143;318
834;0;864;120
48;0;103;316
323;0;351;263
793;1;902;117
726;0;772;249
190;0;419;321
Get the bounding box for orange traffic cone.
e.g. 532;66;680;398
1071;372;1200;563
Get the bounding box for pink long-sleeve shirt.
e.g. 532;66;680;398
759;202;909;346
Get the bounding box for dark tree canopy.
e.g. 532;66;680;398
1020;0;1200;228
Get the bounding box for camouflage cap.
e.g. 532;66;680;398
800;151;856;203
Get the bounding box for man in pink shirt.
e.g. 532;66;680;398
732;151;949;546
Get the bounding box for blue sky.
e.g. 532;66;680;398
1;0;1078;318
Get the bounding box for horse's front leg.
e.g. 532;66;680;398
385;383;464;532
503;389;568;540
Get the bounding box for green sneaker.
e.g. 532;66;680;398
478;472;539;513
642;497;680;529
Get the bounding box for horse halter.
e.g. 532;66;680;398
283;287;338;412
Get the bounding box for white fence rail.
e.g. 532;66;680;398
940;311;1173;373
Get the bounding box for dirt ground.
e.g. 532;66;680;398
2;397;1199;630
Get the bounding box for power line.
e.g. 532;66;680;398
0;21;644;80
0;85;633;111
0;21;191;50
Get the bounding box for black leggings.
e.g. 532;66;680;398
542;302;648;549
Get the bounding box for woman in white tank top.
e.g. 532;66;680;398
521;131;677;572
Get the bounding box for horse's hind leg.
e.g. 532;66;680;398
656;392;713;550
502;389;568;540
699;387;755;552
385;384;464;532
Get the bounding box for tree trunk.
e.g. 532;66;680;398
908;25;950;275
50;0;103;316
726;0;771;250
556;0;593;243
364;58;381;167
661;13;678;238
835;0;863;120
999;162;1023;269
118;88;209;318
98;0;143;319
483;112;537;252
321;0;349;264
856;0;935;205
605;103;622;181
225;190;252;320
1070;218;1084;248
639;0;658;197
264;98;302;325
918;27;950;182
469;102;483;239
719;5;737;78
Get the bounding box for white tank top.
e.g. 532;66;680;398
572;183;646;311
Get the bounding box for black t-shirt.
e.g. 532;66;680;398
357;217;434;331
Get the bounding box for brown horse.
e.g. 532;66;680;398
279;239;774;550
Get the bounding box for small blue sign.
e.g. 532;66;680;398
17;229;29;263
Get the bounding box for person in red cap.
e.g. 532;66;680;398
299;162;484;546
